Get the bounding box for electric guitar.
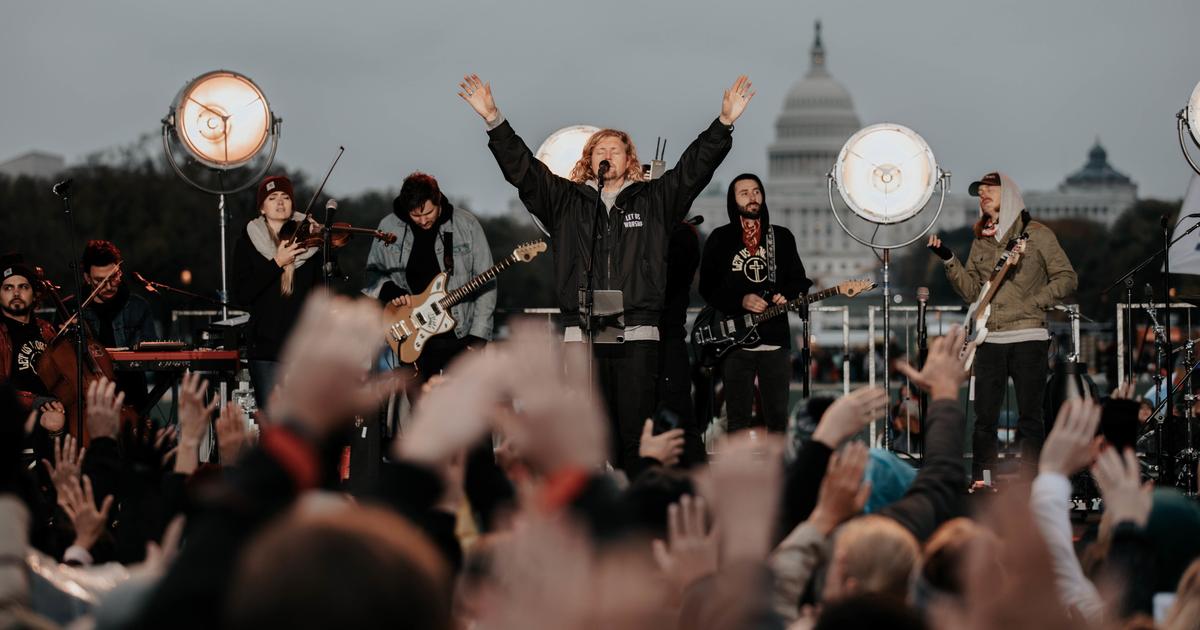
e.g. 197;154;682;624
961;234;1028;370
384;240;547;364
691;279;876;366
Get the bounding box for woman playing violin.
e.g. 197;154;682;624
233;175;322;407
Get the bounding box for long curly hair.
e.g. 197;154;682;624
568;129;644;184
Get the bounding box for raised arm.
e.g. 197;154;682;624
648;76;751;223
459;74;574;229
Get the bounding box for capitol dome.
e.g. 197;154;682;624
769;21;862;185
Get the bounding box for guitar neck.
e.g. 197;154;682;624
439;254;518;308
751;285;841;324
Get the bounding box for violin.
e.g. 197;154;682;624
36;264;138;445
275;146;396;250
279;220;397;250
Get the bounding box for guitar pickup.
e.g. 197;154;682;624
414;313;426;326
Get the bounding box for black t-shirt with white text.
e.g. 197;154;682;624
3;316;49;396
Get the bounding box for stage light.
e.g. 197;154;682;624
833;123;937;225
827;122;949;452
171;71;273;169
162;69;281;318
536;125;600;178
1178;79;1200;176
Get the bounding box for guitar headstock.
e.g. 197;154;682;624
513;240;548;262
838;278;877;297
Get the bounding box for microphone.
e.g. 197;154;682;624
685;215;704;226
325;198;338;213
916;286;929;347
132;271;158;293
596;160;611;183
51;179;73;198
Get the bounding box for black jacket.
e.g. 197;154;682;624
658;221;701;339
486;118;732;328
698;182;811;349
233;222;322;360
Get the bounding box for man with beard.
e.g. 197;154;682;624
927;171;1076;482
0;263;66;430
78;240;159;408
699;174;811;433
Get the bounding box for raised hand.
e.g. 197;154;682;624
177;371;217;475
895;325;969;401
458;73;498;122
396;350;506;466
59;475;113;551
1091;447;1152;528
808;442;872;535
719;75;756;126
86;377;124;440
638;419;684;466
215;402;251;466
709;431;784;562
39;400;66;433
812;386;888;449
653;494;719;593
1039;398;1103;477
42;434;85;499
273;291;406;438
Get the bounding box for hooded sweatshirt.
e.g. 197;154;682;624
698;174;812;349
943;172;1077;340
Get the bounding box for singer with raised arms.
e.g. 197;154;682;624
459;73;754;472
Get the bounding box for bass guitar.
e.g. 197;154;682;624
961;233;1028;370
384;240;547;364
691;279;876;366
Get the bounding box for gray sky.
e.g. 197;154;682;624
4;0;1198;214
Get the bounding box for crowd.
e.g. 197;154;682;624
2;291;1199;629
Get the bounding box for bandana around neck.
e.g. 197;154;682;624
740;216;761;252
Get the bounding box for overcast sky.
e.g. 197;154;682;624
3;0;1198;214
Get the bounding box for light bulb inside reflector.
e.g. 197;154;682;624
1188;80;1200;147
536;125;601;179
172;71;272;169
833;123;937;224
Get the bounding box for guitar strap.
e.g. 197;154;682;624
442;231;454;275
765;224;777;285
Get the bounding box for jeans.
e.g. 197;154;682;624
593;341;659;471
972;339;1050;480
722;347;791;433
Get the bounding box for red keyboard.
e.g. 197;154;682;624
109;349;240;372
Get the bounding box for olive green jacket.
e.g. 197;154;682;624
943;217;1077;332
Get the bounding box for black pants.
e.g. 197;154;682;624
413;335;471;382
723;347;791;433
657;335;707;467
972;339;1050;480
593;341;659;471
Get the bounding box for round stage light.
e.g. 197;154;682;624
536;125;601;178
833;123;938;225
171;70;273;169
1188;80;1200;148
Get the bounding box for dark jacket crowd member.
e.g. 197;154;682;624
364;172;495;379
78;240;159;409
233;175;322;407
458;72;754;471
699;174;811;433
927;171;1077;481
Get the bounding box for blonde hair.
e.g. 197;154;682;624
833;516;921;601
568;129;645;184
1165;558;1200;630
264;219;296;297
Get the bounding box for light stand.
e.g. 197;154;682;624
827;123;950;451
161;70;281;319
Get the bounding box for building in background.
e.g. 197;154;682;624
0;150;65;180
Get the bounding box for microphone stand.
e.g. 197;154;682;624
322;201;339;289
136;274;237;310
800;298;811;397
580;165;610;371
916;292;928;459
52;183;87;441
1162;215;1175;486
1146;300;1171;483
